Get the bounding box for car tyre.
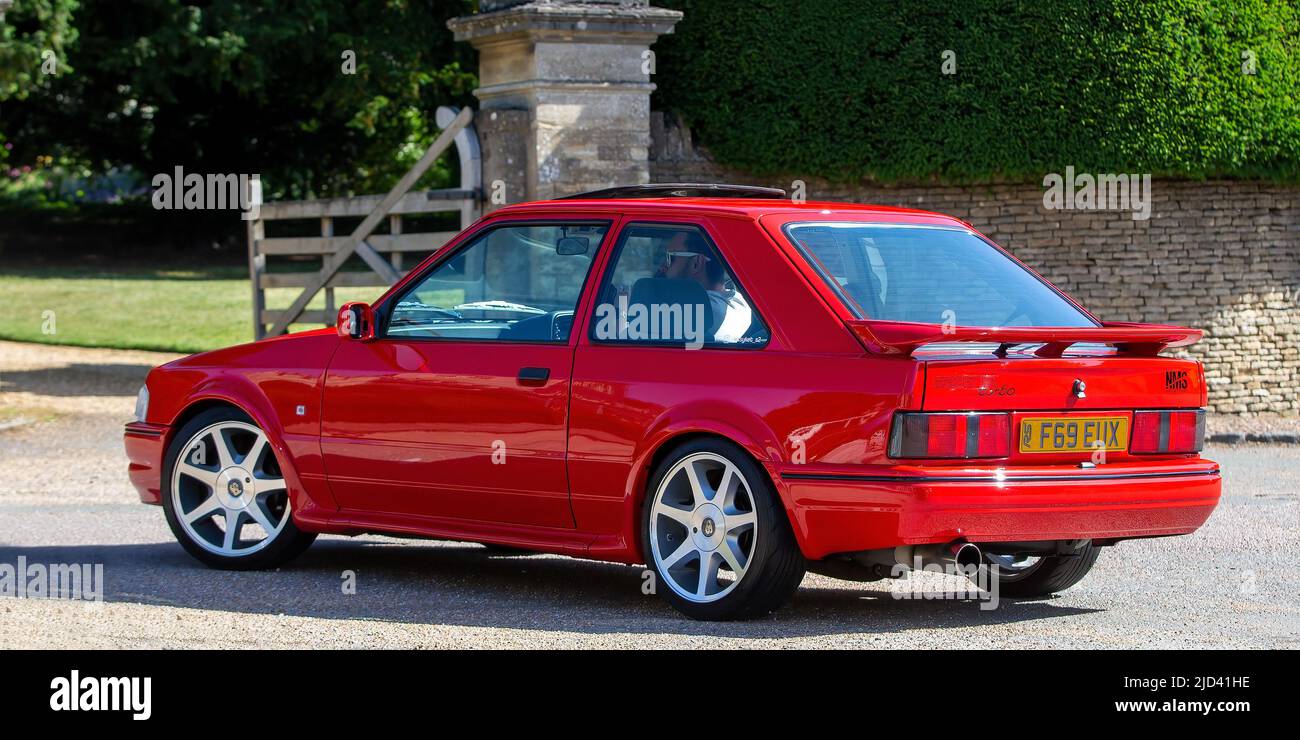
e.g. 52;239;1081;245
162;406;316;571
984;543;1101;598
642;438;805;620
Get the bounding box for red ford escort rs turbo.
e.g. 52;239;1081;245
124;184;1220;620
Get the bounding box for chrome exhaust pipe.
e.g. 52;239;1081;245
895;541;983;572
951;542;983;571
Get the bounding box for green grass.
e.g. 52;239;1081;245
0;265;388;354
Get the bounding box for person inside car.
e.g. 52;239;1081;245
655;231;753;343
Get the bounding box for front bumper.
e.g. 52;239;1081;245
124;421;169;505
780;463;1221;559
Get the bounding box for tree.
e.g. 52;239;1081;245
3;1;478;199
0;0;77;101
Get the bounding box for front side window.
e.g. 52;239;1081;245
784;223;1098;328
385;222;609;341
590;223;769;349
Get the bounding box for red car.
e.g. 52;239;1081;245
124;184;1220;620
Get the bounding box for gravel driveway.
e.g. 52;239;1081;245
1;339;1297;648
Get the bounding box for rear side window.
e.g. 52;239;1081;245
590;223;769;348
784;223;1098;328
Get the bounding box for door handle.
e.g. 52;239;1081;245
517;367;550;385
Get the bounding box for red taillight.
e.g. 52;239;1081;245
978;413;1010;457
889;412;1011;459
1130;409;1206;454
1131;412;1161;451
926;414;963;457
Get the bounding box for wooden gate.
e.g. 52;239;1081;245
246;106;480;339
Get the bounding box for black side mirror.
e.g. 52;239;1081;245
556;236;589;256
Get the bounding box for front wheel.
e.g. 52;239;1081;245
642;439;805;620
983;543;1101;598
161;407;316;570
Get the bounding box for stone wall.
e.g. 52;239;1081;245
650;114;1300;414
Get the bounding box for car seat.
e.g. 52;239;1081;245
629;277;714;343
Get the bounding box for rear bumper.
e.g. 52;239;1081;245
124;422;169;505
780;466;1221;559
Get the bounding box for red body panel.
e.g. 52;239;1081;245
319;339;575;528
785;462;1219;558
125;198;1221;565
921;356;1204;412
124;422;167;504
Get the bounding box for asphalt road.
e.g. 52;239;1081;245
1;340;1298;648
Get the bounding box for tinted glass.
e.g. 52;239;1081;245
591;223;769;348
785;223;1097;327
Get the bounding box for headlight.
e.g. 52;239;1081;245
133;385;150;423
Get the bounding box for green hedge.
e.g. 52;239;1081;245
653;0;1300;183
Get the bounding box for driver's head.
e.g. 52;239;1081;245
656;231;714;285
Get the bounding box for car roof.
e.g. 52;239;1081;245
488;197;971;228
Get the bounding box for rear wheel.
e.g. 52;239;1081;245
983;543;1100;598
642;439;805;620
162;407;316;570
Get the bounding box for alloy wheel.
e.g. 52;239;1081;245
170;421;291;557
649;452;758;603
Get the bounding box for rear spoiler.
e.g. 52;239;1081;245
847;320;1203;357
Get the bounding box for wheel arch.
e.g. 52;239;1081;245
624;418;810;561
161;382;317;521
167;398;244;442
164;386;279;454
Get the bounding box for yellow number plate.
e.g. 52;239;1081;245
1018;416;1129;453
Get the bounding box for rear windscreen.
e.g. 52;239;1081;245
783;223;1098;327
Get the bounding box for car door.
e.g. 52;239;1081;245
320;218;615;528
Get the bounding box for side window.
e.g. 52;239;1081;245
590;223;769;348
386;222;609;342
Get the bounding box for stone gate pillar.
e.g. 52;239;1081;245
449;0;682;208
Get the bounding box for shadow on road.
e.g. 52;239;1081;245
0;362;154;398
0;539;1101;639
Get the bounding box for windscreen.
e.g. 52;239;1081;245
784;223;1098;327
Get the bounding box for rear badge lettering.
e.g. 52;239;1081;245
1165;370;1189;391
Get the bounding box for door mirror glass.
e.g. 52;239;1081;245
337;302;375;340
